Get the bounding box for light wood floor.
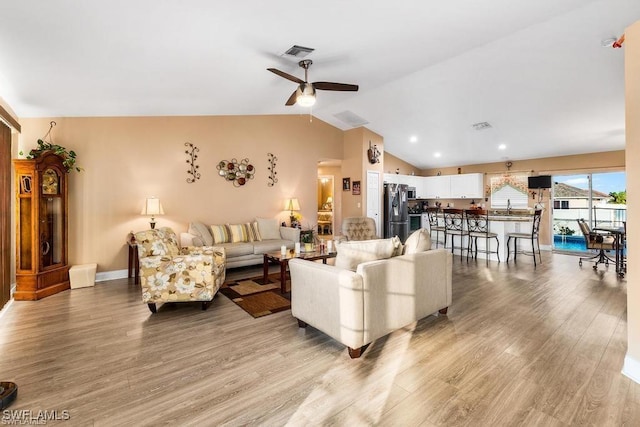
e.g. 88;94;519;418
0;252;636;426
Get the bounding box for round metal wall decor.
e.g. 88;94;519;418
216;158;255;187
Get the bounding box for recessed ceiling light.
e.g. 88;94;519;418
409;136;418;143
434;152;441;158
498;144;506;150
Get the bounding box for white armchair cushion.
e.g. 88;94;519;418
403;228;432;254
335;238;399;271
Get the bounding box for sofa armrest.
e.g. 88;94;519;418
280;226;301;243
289;259;365;349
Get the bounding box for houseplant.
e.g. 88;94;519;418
300;225;316;252
20;138;82;173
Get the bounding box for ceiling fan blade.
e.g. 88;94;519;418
285;90;298;106
267;68;304;84
313;82;359;91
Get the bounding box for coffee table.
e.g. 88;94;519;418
263;250;336;293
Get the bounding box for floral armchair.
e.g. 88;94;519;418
135;227;226;313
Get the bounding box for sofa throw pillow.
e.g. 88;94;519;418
256;217;280;240
228;224;250;243
247;221;262;242
403;228;432;255
335;238;398;271
391;235;403;256
210;224;231;244
188;222;213;246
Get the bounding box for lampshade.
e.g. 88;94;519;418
285;198;301;212
141;197;164;216
326;196;333;204
296;84;316;107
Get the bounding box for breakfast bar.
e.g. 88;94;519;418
427;211;535;262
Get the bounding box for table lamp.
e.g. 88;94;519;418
141;197;164;229
285;198;300;226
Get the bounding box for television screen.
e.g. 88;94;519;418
528;175;552;189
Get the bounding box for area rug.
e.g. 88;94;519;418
220;273;291;318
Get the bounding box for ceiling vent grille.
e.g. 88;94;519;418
472;121;492;131
282;45;315;58
334;110;369;127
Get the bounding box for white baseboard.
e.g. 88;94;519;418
95;269;128;283
622;354;640;384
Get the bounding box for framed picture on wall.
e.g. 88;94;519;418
352;180;361;195
343;177;351;191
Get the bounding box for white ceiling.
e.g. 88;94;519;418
0;0;638;169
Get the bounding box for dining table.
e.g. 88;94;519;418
593;225;626;277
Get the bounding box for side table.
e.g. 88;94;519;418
128;242;140;284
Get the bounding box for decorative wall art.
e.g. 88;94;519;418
367;141;380;164
352;180;361;195
267;152;278;187
184;142;200;183
216;158;255;187
343;177;351;191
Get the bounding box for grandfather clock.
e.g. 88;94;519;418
14;151;70;300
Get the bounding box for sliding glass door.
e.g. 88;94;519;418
552;171;626;252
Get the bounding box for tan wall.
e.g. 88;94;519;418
384;152;421;176
17;115;344;272
341;128;364;218
625;21;640;373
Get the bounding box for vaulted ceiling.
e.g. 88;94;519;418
0;0;638;169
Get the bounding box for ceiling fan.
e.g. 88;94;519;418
267;59;358;107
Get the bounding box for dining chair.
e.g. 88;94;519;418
443;208;469;261
506;210;542;267
464;209;500;265
577;218;617;270
426;207;446;248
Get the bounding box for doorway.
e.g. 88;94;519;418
317;176;334;238
366;170;381;237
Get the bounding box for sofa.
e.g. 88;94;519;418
289;229;452;358
135;227;226;313
179;217;301;269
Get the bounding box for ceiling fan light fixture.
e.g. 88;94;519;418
296;84;316;107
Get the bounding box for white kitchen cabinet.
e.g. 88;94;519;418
449;173;484;199
423;175;451;199
383;173;399;184
415;176;427;199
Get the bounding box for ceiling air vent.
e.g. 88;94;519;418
334;110;369;127
471;121;492;131
282;45;315;58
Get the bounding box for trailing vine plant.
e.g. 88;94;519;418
19;121;82;173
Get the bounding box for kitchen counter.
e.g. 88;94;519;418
424;211;534;261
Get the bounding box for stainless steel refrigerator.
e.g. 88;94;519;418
384;183;409;242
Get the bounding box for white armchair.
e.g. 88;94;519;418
289;248;452;358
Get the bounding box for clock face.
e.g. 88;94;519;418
42;169;59;195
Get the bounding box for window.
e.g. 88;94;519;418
490;175;528;209
561;200;569;209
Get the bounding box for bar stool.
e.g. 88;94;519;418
506;210;542;267
443;208;469;261
426;207;446;248
465;209;500;265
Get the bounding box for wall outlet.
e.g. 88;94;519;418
357;202;361;208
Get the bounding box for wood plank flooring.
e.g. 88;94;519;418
0;253;636;426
